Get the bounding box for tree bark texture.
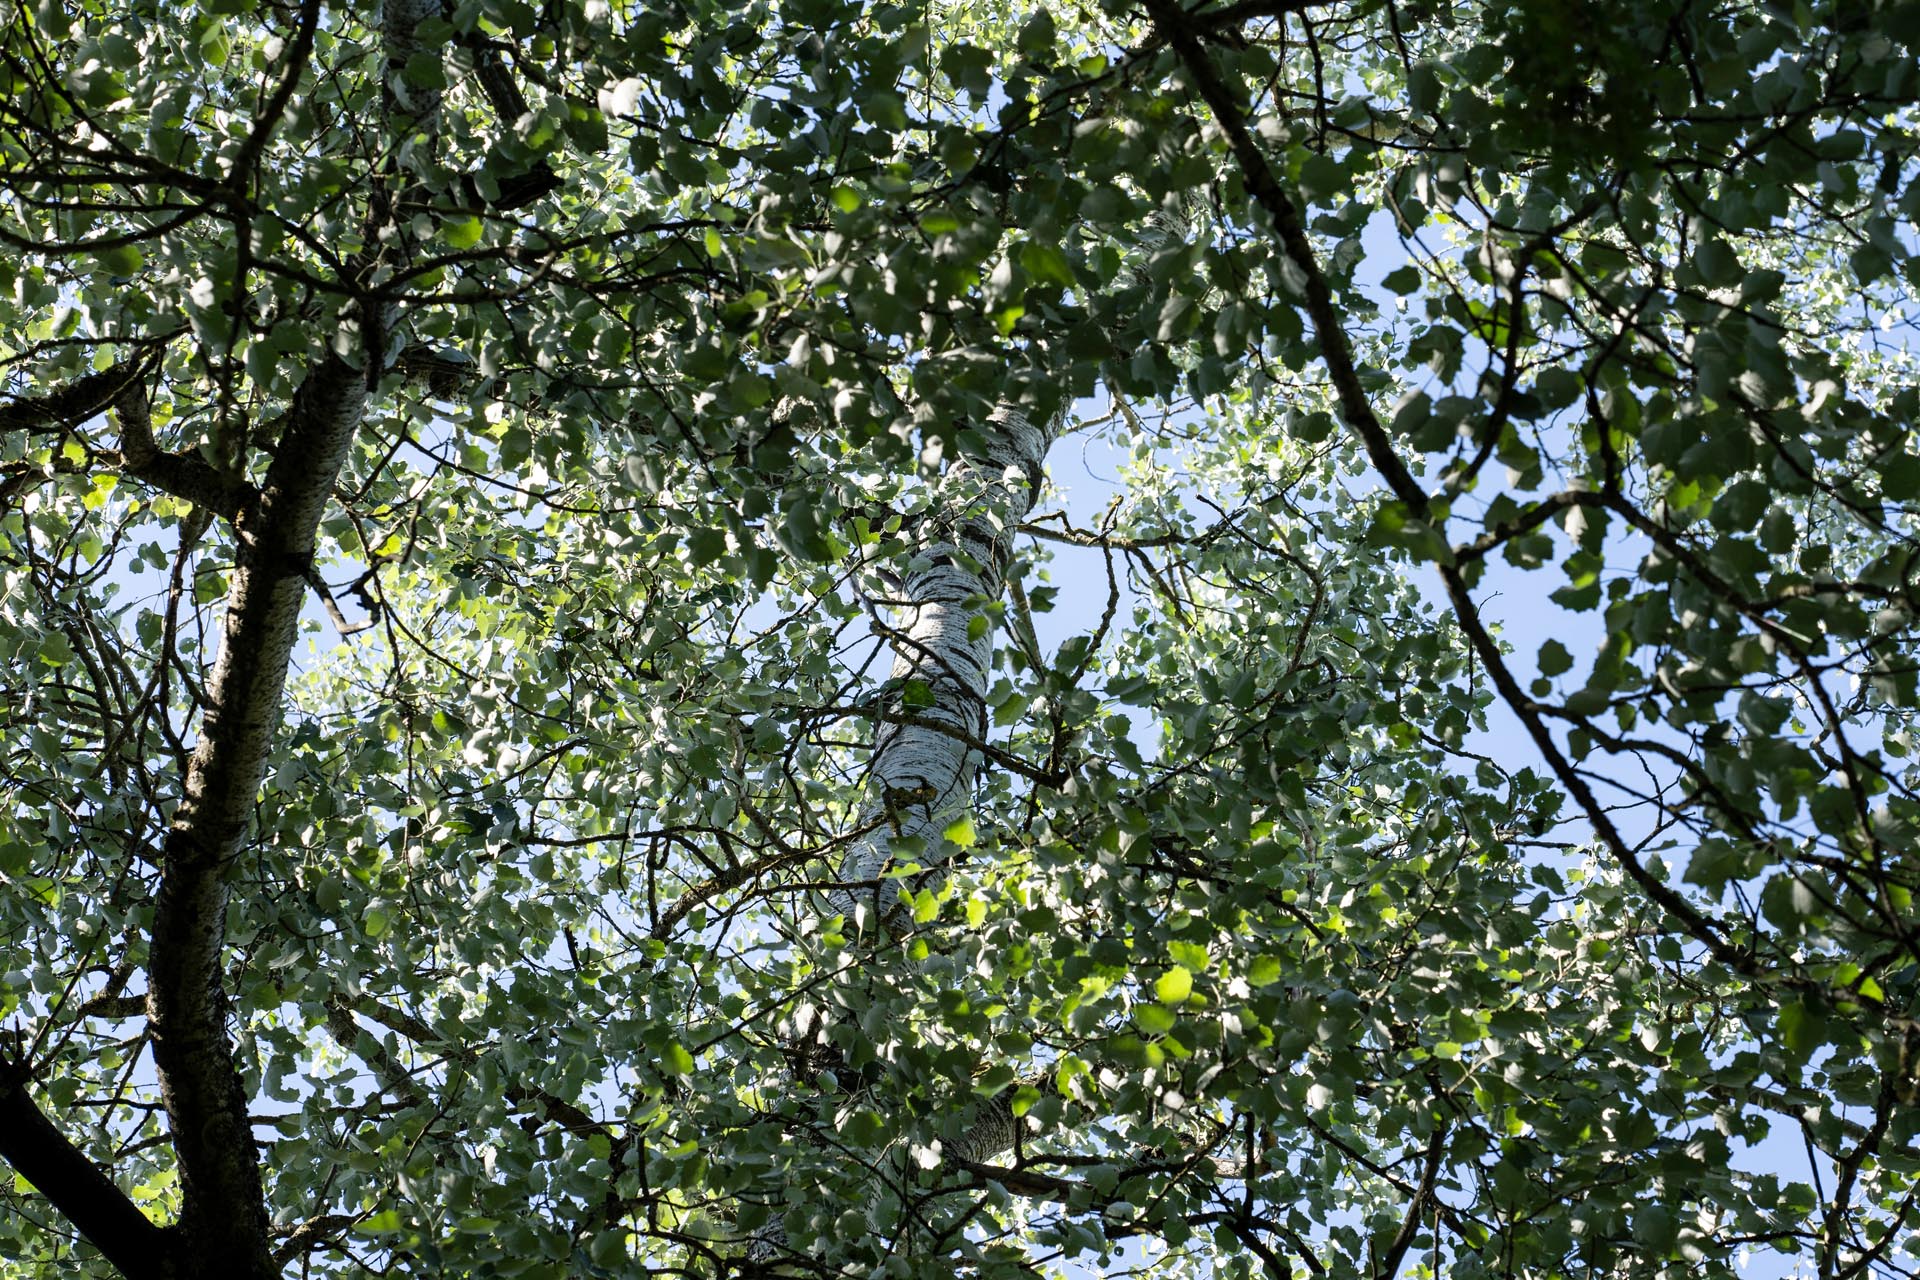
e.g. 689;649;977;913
830;405;1052;928
750;402;1053;1268
761;204;1194;1266
144;358;370;1278
6;6;447;1276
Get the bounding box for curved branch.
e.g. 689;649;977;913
1144;1;1764;984
110;379;257;520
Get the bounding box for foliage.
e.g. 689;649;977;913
1;0;1918;1277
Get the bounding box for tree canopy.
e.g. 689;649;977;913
3;0;1920;1277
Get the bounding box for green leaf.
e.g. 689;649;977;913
1154;966;1193;1005
1683;839;1742;891
1167;939;1210;972
1777;998;1824;1060
97;244;143;276
1536;639;1572;677
1018;241;1075;287
1135;1004;1176;1035
199;25;232;65
440;216;483;249
404;52;447;90
857;90;907;131
1016;11;1055;54
1380;264;1422;295
686;526;728;564
36;633;73;666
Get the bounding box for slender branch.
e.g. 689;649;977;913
1021;514;1195;550
272;1213;365;1267
393;343;480;398
1139;0;1430;518
1824;1080;1896;1280
1370;1125;1444;1279
1451;489;1604;562
952;1156;1083;1199
1187;0;1333;30
652;844;821;940
226;0;323;186
73;993;149;1021
1144;2;1761;982
336;993;612;1140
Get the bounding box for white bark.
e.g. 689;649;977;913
748;403;1051;1268
827;404;1052;931
756;209;1195;1269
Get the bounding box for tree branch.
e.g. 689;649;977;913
0;1067;174;1280
455;37;561;210
0;354;149;435
393;343;480;399
335;993;613;1139
1143;0;1763;985
137;0;457;1260
1369;1125;1444;1279
110;379;257;520
226;0;323;187
272;1212;365;1267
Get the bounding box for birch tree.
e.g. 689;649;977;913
4;1;1920;1279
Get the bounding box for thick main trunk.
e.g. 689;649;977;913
136;5;444;1274
145;358;369;1276
830;405;1052;929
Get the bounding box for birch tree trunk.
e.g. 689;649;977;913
752;203;1197;1269
750;399;1054;1269
830;403;1053;927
